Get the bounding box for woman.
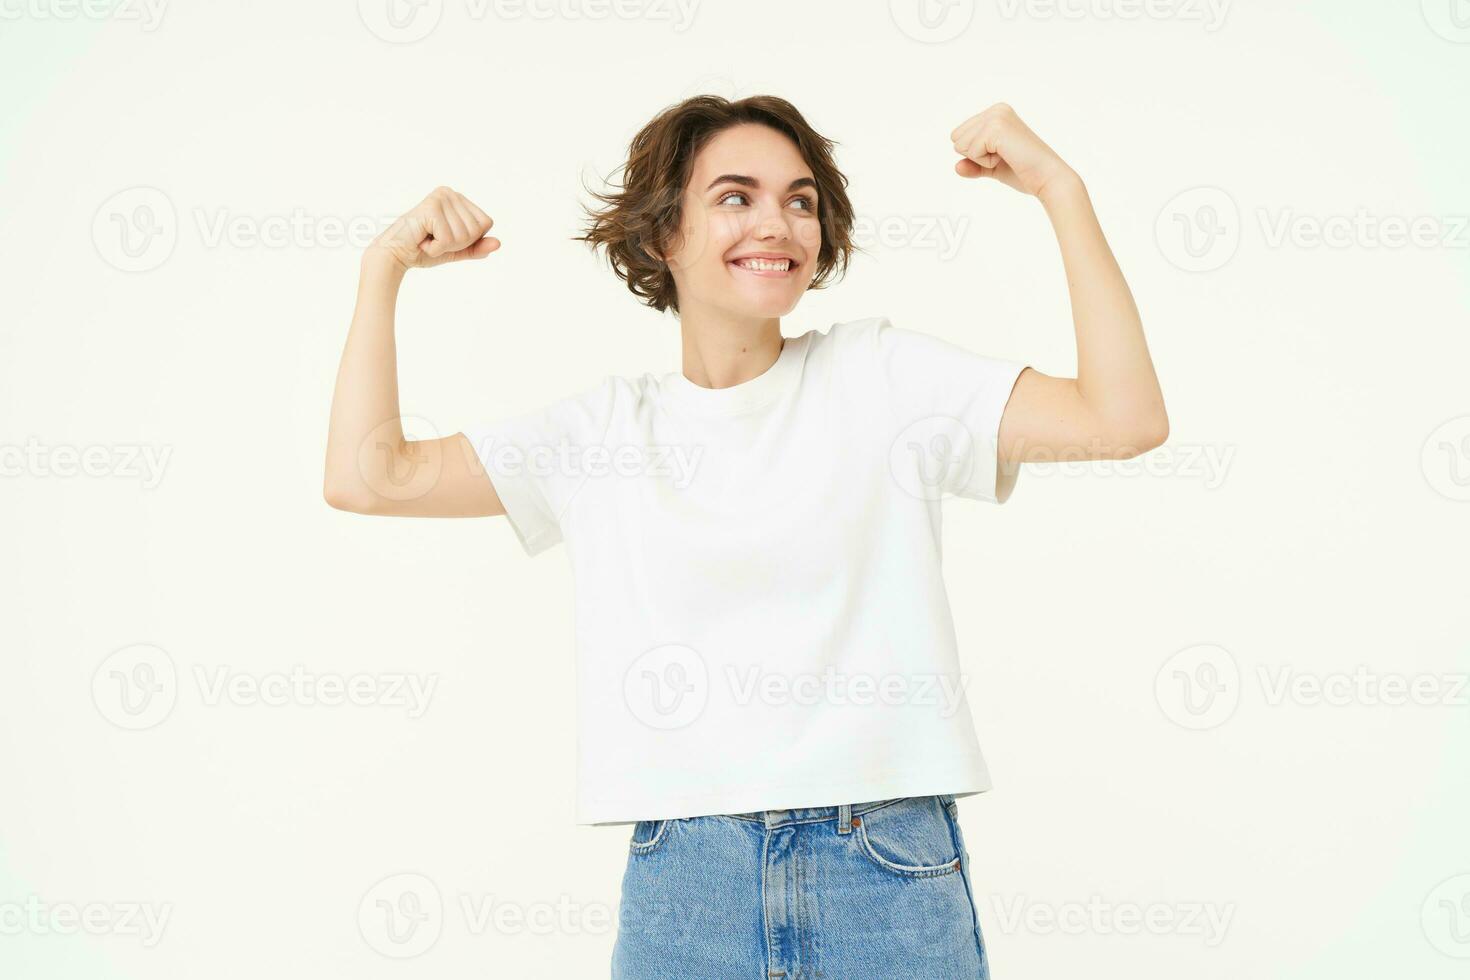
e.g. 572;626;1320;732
323;95;1167;978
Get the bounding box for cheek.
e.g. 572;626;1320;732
709;211;747;251
677;208;744;272
685;214;744;275
795;219;822;253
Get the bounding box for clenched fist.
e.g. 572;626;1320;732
369;186;501;271
950;104;1078;201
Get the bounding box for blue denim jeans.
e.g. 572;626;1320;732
610;793;989;979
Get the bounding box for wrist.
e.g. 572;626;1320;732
1037;167;1086;210
361;244;410;282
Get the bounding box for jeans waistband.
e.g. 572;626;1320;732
719;794;956;829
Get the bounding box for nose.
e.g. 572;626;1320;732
754;201;791;241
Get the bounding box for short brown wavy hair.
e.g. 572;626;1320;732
573;95;857;315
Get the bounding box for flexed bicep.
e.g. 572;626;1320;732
326;432;507;518
999;367;1162;463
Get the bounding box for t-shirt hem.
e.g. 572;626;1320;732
577;768;995;826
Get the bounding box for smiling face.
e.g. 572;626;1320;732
658;123;823;319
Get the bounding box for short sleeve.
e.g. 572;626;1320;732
870;316;1029;504
459;376;616;556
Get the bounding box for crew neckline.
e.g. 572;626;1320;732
661;330;810;417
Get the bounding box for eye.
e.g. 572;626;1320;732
715;190;818;212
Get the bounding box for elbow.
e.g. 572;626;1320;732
323;482;353;512
1081;386;1169;460
1105;411;1170;461
323;476;369;513
1112;412;1169;459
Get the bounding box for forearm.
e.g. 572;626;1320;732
1040;175;1168;446
323;248;410;503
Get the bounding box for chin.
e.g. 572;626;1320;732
734;281;808;315
733;294;800;318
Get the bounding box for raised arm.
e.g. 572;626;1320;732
950;104;1169;463
322;186;505;517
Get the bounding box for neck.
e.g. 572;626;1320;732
676;302;785;390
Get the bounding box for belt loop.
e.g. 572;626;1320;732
837;803;853;835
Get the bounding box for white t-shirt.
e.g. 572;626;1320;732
462;316;1029;826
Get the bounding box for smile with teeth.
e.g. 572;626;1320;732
730;257;795;276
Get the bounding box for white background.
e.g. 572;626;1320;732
2;1;1467;977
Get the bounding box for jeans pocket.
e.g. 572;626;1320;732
628;818;672;856
852;796;963;879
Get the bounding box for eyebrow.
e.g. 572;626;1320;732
705;174;818;194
